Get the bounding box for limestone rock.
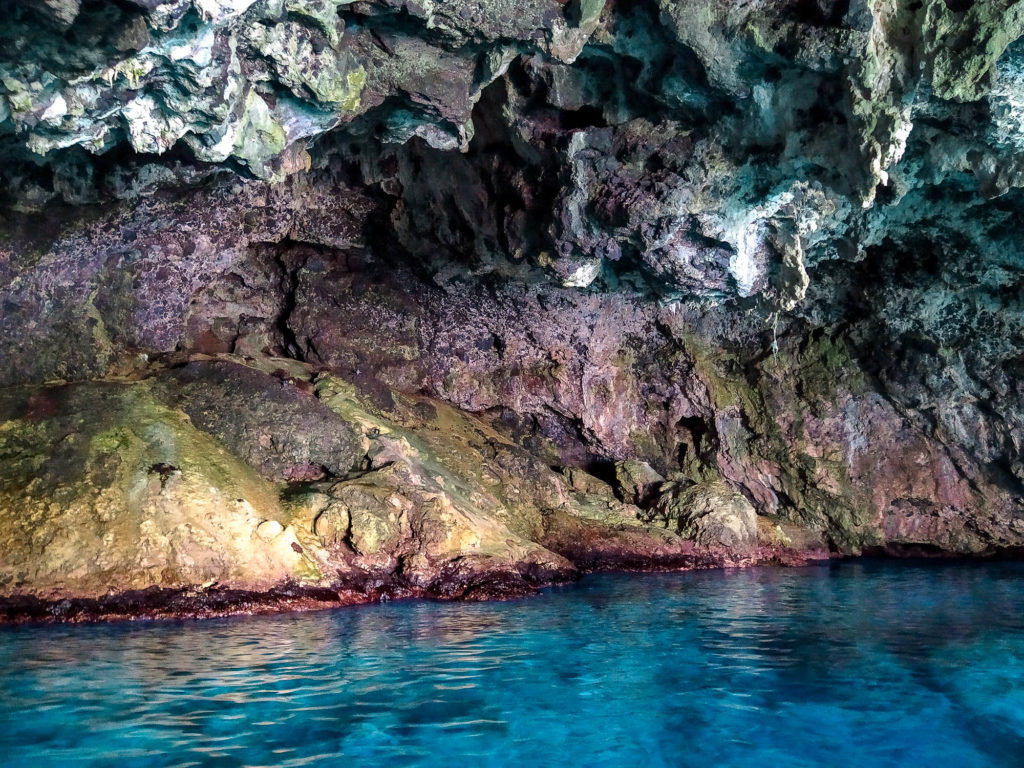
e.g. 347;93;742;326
654;481;759;550
2;0;1024;620
0;382;319;600
155;360;364;482
255;519;285;541
614;460;665;507
311;501;352;549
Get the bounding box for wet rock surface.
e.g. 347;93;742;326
2;0;1024;619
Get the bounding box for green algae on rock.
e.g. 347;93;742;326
0;381;318;601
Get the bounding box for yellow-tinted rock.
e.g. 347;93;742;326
0;382;320;599
652;479;759;549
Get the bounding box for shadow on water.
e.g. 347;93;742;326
2;560;1024;767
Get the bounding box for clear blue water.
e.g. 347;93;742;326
2;561;1024;767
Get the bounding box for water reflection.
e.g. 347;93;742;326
2;561;1024;767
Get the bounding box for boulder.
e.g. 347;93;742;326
655;481;759;549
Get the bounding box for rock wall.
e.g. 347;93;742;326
2;0;1024;618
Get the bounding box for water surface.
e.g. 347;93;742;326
2;561;1023;767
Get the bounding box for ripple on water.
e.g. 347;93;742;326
2;562;1024;767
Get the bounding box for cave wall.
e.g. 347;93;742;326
3;0;1024;611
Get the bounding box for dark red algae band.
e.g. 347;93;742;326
0;585;354;626
858;544;1024;560
0;570;569;625
0;547;840;625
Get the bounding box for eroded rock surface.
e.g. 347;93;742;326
2;0;1024;619
1;358;815;620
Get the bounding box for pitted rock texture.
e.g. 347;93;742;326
2;0;1024;618
0;0;599;200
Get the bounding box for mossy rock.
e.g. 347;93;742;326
0;381;323;599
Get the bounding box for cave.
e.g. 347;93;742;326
2;1;1024;763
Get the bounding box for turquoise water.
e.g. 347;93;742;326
2;562;1024;767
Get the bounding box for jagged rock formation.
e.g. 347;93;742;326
2;0;1024;620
